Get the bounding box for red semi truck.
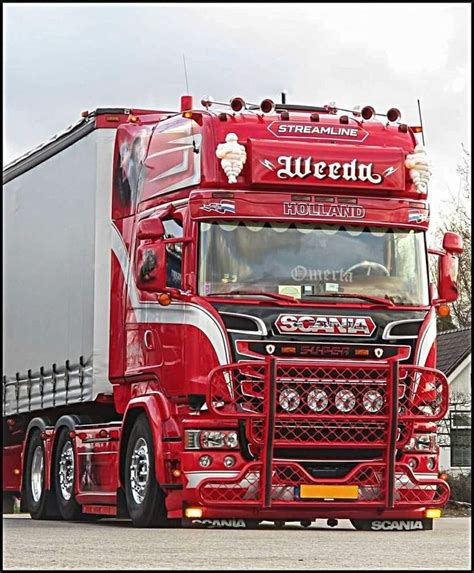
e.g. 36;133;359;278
3;95;463;530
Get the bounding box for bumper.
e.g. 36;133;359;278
183;356;450;518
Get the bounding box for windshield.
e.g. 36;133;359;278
198;221;429;306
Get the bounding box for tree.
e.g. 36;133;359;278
433;145;471;329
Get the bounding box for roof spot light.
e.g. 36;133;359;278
260;99;275;114
387;108;401;122
230;97;246;112
361;106;375;120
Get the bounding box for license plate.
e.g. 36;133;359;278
299;484;359;500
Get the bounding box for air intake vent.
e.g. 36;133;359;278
383;320;423;340
220;312;267;335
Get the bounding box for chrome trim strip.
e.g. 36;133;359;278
382;319;424;340
220;312;268;336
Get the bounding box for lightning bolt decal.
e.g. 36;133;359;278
260;159;275;171
383;166;398;177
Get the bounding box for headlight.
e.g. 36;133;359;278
405;433;437;452
279;388;300;412
201;431;226;448
308;389;329;412
363;390;384;413
184;429;239;450
335;389;356;413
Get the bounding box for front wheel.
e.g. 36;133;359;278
124;414;170;528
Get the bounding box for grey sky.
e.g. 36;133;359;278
3;2;471;233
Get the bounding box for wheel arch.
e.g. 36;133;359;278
49;415;92;491
119;393;171;488
21;417;53;496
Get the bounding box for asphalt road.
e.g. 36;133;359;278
2;515;471;570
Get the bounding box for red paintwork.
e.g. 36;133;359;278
6;98;454;525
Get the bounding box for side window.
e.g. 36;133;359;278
163;218;183;288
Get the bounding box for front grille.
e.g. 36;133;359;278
249;419;412;447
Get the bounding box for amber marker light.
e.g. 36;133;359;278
424;508;442;519
355;348;370;356
172;469;182;478
281;346;296;354
439;472;449;481
437;304;450;318
128;114;140;124
158;293;172;306
13;468;21;476
185;507;203;519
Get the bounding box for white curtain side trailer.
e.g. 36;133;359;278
3;122;116;416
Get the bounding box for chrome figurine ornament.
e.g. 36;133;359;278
216;133;247;184
405;145;431;193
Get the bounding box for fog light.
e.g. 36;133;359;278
408;457;418;470
307;389;328;412
279;388;300;412
224;432;238;448
427;457;436;471
424;508;441;519
363;390;384;413
199;455;213;468
224;456;236;468
335;389;356;413
185;507;203;519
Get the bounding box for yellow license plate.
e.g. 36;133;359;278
299;484;359;500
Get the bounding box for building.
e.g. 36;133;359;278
436;327;472;472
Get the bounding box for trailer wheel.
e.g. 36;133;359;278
24;430;49;519
54;428;82;520
124;413;169;528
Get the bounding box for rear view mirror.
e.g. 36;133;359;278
136;218;165;241
135;242;166;292
438;252;459;302
443;232;463;254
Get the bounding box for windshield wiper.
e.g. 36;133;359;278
205;289;298;303
305;292;395;307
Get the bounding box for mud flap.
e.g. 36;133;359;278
351;518;433;531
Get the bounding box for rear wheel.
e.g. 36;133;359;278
54;428;83;520
24;431;50;519
124;414;170;528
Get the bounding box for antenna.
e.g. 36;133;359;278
417;99;426;146
183;54;190;96
182;54;199;154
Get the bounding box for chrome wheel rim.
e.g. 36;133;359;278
31;445;44;503
129;437;150;505
58;441;75;501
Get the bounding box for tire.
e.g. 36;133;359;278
124;413;169;528
3;494;16;514
24;431;50;519
350;519;373;531
54;428;83;520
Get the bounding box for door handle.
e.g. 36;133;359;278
144;330;154;350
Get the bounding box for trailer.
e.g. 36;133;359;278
2;96;463;529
